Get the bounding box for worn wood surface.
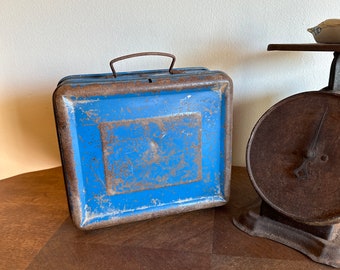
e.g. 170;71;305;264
0;167;332;270
268;43;340;52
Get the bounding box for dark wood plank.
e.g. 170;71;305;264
268;43;340;52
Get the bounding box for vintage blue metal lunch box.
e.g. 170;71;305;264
53;52;233;230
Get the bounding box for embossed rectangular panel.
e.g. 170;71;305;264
53;67;233;230
100;113;202;195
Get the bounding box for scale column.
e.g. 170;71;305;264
328;52;340;91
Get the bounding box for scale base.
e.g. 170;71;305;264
233;202;340;268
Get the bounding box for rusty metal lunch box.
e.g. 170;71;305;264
53;52;233;230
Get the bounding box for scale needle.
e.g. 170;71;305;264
293;107;328;180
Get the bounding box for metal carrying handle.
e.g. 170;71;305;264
109;52;176;78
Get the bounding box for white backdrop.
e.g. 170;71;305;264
0;0;338;179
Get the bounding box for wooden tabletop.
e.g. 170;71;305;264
268;43;340;52
0;166;333;270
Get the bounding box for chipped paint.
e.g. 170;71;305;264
53;66;233;230
100;113;202;195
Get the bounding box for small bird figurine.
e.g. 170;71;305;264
308;19;340;43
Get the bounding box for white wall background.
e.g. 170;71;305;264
0;0;339;179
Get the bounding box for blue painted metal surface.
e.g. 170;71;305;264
53;65;233;230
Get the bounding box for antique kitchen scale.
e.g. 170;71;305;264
234;44;340;268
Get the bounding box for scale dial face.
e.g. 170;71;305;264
247;91;340;225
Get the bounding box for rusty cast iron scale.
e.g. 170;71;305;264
233;44;340;268
53;52;233;230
